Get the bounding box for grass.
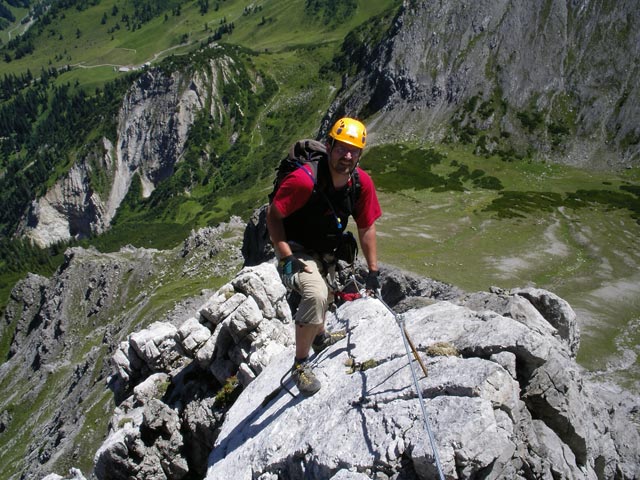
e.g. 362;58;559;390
2;0;400;92
361;143;640;389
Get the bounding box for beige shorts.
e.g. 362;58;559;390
288;252;336;326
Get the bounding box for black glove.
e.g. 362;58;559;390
365;270;380;291
280;255;306;291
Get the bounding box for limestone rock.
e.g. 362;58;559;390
203;294;638;479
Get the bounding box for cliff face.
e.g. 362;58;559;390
18;53;241;248
327;0;640;169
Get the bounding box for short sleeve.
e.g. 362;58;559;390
353;168;382;229
271;166;315;218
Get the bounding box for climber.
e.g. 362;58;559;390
266;117;382;397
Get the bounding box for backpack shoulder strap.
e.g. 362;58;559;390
289;139;326;187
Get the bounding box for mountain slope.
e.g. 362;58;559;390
0;219;246;479
325;0;640;169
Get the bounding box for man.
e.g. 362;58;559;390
266;117;382;396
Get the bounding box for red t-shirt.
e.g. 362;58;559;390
272;165;381;229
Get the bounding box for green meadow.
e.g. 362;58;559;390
363;144;640;392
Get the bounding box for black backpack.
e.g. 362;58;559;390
268;138;361;205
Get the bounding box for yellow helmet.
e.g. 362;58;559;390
329;117;367;149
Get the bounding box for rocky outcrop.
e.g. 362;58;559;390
19;52;242;247
327;0;640;169
112;57;233;205
93;262;639;479
0;221;245;480
96;262;293;479
18;138;113;248
206;291;638;479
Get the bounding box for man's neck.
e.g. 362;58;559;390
330;169;350;189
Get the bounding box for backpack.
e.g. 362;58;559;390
268;138;361;205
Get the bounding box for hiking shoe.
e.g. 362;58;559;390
312;330;347;354
291;362;321;397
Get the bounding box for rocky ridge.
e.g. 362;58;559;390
0;218;245;480
1;215;638;479
91;261;638;479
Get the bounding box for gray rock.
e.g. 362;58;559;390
202;293;638;479
177;317;212;356
95;399;188;480
41;468;87;480
511;287;580;356
324;0;640;169
132;372;170;406
129;321;185;373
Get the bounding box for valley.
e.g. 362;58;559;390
367;144;640;393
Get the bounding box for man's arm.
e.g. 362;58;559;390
358;223;378;272
266;203;293;259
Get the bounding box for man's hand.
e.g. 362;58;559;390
365;270;380;291
280;255;307;291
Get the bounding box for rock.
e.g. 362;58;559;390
96;263;295;478
95;399;188;480
511;287;580;356
129;321;185;373
460;287;579;357
177;317;212;357
132;372;170;406
203;293;638;479
67;261;640;479
231;262;289;320
41;468;87;480
199;290;246;326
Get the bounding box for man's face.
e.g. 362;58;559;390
329;140;362;175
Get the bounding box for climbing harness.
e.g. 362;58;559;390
373;288;446;480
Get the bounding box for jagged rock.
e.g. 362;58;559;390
511;287;580;356
132;372;170;406
376;264;463;309
95;399;188;480
128;321;186;373
203;293;639;479
177;317;213;357
459;287;579;357
180;396;224;478
329;471;373;480
231;261;289;320
97;262;294;478
94;260;639;480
